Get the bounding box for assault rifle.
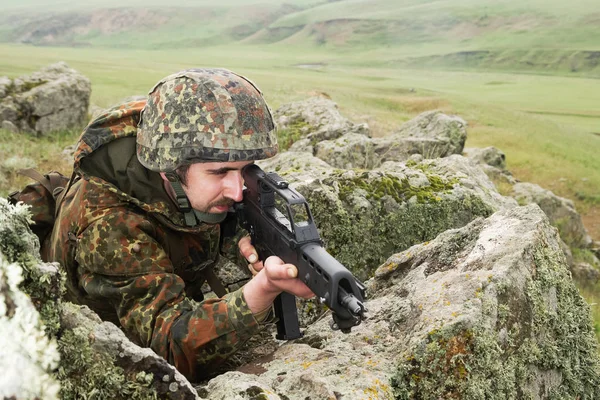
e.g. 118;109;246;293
235;164;366;340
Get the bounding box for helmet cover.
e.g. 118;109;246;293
137;68;278;172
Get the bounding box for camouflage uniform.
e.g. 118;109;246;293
46;69;278;381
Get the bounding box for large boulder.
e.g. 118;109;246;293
197;205;600;399
274;96;370;149
259;153;517;281
512;182;592;248
0;62;91;135
371;110;468;164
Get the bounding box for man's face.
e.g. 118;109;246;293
181;160;254;214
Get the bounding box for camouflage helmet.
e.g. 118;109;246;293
137;68;278;172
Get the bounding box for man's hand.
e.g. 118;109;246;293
239;236;314;314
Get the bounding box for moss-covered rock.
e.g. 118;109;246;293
0;198;61;399
0;62;90;135
374;205;600;399
260;153;515;281
274;96;370;147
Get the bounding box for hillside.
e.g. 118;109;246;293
1;0;599;77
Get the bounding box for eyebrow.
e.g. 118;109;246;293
207;166;243;174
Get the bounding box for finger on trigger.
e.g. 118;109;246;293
239;236;258;264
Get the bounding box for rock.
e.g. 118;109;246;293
0;199;61;400
314;132;377;169
464;146;506;169
0;62;91;135
259;152;516;281
571;262;600;283
512;182;592;248
61;303;200;400
200;205;600;400
464;146;516;186
199;371;281;399
559;238;574;268
274;97;370;149
370;110;467;164
0;96;19;125
0;76;11;99
392;111;467;155
1;120;18;133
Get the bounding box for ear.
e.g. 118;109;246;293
159;172;169;182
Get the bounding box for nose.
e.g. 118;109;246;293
223;170;244;202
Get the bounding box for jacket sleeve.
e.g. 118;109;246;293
74;210;262;380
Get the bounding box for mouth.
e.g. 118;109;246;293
209;200;235;213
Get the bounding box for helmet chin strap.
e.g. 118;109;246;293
164;172;227;226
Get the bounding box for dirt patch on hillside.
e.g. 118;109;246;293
77;8;175;35
12;7;215;46
449;14;553;40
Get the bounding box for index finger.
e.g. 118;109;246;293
238;235;259;264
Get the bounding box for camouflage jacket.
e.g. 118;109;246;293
45;100;261;381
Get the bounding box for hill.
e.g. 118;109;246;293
1;0;599;77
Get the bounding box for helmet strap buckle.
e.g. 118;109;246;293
165;172;198;227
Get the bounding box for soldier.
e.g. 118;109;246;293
45;68;313;381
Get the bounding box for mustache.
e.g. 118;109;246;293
209;198;235;208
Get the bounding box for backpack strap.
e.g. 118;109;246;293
204;268;227;298
18;169;54;194
53;171;78;218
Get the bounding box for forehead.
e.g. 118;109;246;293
190;160;254;172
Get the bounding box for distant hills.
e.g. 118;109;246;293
1;0;599;76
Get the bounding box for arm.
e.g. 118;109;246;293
75;211;262;380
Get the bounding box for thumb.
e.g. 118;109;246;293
264;256;298;280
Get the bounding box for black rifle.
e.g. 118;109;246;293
235;164;366;340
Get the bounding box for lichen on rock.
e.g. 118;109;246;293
0;199;61;399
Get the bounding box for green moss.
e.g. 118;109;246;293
390;227;600;399
20;80;47;92
242;386;271;400
299;170;492;281
0;201;65;336
277;119;311;150
334;170;457;205
57;327;158;400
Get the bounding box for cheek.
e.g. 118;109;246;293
187;177;223;200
